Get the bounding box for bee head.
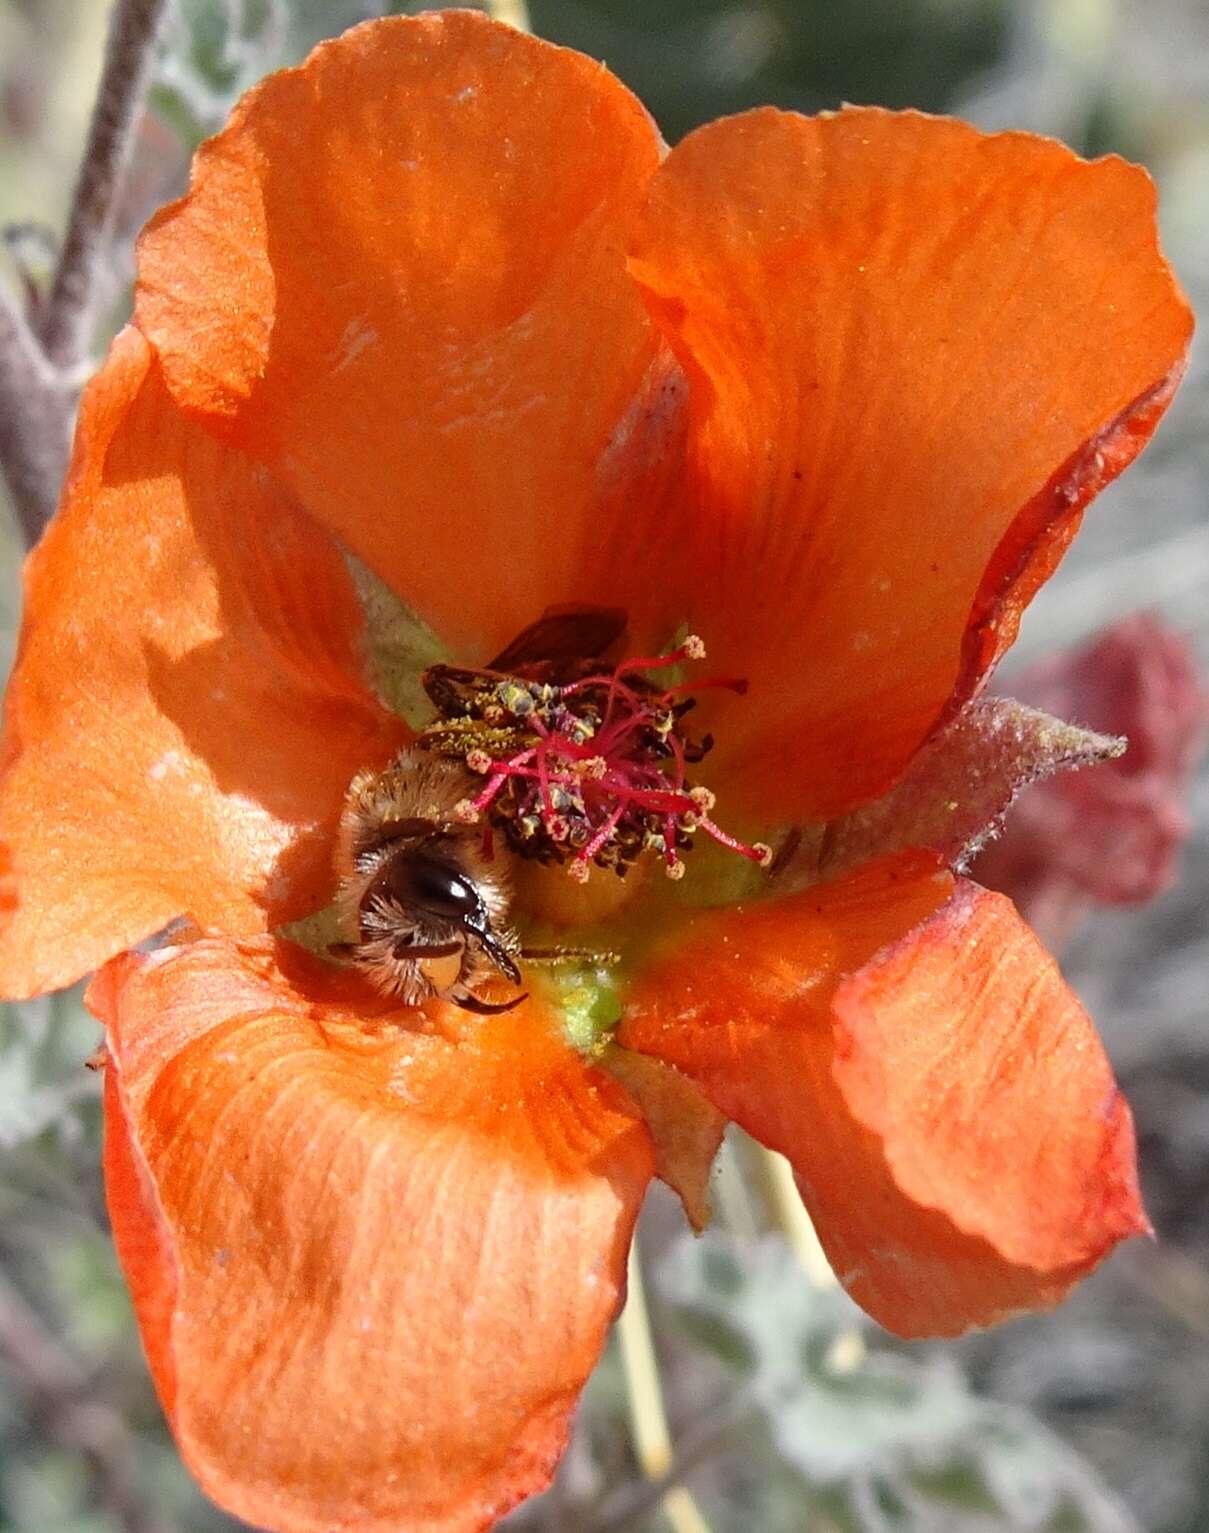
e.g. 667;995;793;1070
373;843;522;988
382;846;483;926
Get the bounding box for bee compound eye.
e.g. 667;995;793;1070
386;851;481;923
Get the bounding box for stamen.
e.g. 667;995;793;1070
612;634;707;681
419;634;770;881
692;819;773;867
577;802;628;869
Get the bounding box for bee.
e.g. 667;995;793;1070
334;748;523;1014
333;606;630;1013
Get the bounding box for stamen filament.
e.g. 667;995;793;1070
577;802;627;866
615;634;706;677
470;748;536;814
697;817;773;865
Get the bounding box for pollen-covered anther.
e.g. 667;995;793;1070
421;632;772;883
452;798;480;824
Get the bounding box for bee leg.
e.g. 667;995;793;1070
445;987;527;1016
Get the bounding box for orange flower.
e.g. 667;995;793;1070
0;12;1194;1532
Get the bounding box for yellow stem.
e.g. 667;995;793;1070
617;1241;714;1533
483;0;531;30
757;1143;866;1372
713;1132;760;1239
759;1144;835;1287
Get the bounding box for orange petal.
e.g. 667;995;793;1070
135;12;682;662
93;937;652;1533
627;107;1192;821
619;853;1146;1336
0;329;405;999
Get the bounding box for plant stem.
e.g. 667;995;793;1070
712;1132;760;1238
616;1239;713;1533
1118;1242;1209;1339
756;1142;866;1372
589;1393;747;1533
0;1268;172;1533
37;0;168;373
2;0;167;545
0;283;71;545
484;0;532;30
758;1142;836;1286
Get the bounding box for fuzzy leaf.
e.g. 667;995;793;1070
0;990;99;1150
660;1231;1137;1532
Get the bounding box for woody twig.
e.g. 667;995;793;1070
0;1268;172;1533
0;0;167;545
0;283;68;547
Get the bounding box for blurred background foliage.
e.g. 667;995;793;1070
1;2;1208;1531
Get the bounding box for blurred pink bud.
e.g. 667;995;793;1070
976;613;1208;946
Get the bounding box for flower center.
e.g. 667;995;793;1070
324;617;770;1018
418;635;772;884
